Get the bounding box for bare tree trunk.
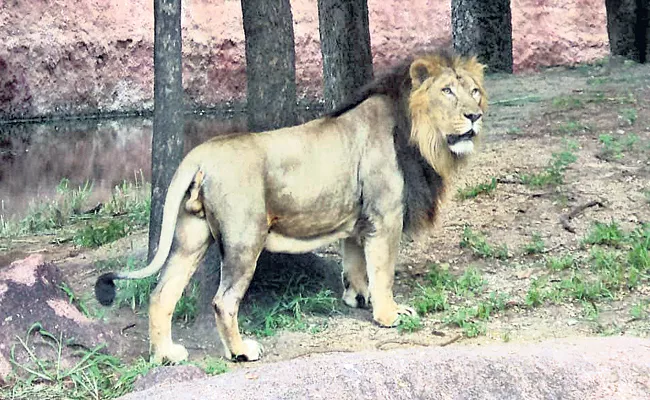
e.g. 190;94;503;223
241;0;297;132
451;0;513;73
318;0;373;111
148;0;184;262
605;0;649;63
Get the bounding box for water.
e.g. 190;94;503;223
0;107;322;221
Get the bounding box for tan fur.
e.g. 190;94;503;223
98;51;488;364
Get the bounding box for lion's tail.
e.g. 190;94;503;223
94;162;200;306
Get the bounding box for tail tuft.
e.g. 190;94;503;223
95;273;118;306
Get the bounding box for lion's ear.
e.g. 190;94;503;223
409;60;431;88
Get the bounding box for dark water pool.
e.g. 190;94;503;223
0;107;322;221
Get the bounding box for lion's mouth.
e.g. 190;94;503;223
447;130;476;146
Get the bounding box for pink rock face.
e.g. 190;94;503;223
0;0;608;119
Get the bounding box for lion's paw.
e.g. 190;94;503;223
373;303;417;328
342;287;370;309
151;343;189;364
233;339;264;362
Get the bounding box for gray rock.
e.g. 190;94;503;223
118;336;650;400
133;365;208;392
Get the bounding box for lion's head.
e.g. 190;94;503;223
407;52;488;179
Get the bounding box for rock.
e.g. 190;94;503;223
0;0;608;119
133;365;208;392
118;337;650;400
0;255;116;382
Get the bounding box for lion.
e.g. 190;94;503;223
94;49;488;364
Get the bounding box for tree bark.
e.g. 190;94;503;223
241;0;297;132
148;0;184;262
605;0;649;63
451;0;513;73
317;0;373;112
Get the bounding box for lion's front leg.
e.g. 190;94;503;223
363;221;415;327
341;238;370;308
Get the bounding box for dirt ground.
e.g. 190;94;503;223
1;58;649;378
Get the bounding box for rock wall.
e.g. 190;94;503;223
0;0;608;120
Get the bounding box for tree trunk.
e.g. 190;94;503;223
148;0;184;262
317;0;373;112
451;0;513;73
241;0;297;132
605;0;649;63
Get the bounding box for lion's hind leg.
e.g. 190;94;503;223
211;216;267;362
149;208;212;364
341;238;370;309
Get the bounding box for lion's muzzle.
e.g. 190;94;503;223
447;129;476;146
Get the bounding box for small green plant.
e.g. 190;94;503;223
525;278;545;307
619;108;637;125
460;226;509;259
545;254;576;271
195;356;229;376
58;283;99;319
630;302;648;320
520;149;577;187
523;233;545;255
506;127;523;135
73;219;128;248
397;314;423;334
455;267;486;295
457;178;498;200
413;286;449;314
583;221;625;247
556;120;590;135
552;95;583;110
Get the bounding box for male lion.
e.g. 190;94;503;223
95;49;488;364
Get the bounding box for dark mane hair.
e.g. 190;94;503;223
327;53;453;236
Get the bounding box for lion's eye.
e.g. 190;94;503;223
442;87;453;95
471;88;480;96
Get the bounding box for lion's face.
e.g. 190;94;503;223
408;54;488;165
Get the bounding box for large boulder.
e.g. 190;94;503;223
0;255;116;383
118;336;650;400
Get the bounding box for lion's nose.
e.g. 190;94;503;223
464;113;482;123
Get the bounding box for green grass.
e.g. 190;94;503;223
619;108;637;125
1;174;150;241
552;95;584;110
582;221;625;247
519;149;577;187
545;254;577;271
100;257;200;324
413;286;449;314
491;95;542;107
555;120;590;135
630;302;648;320
397;314;423;334
457;178;498;200
598;133;639;161
413;264;511;339
73;219;129;248
525;222;650;309
523;233;545;255
460;226;509;260
58;283;105;320
240;271;340;337
0;323;227;400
